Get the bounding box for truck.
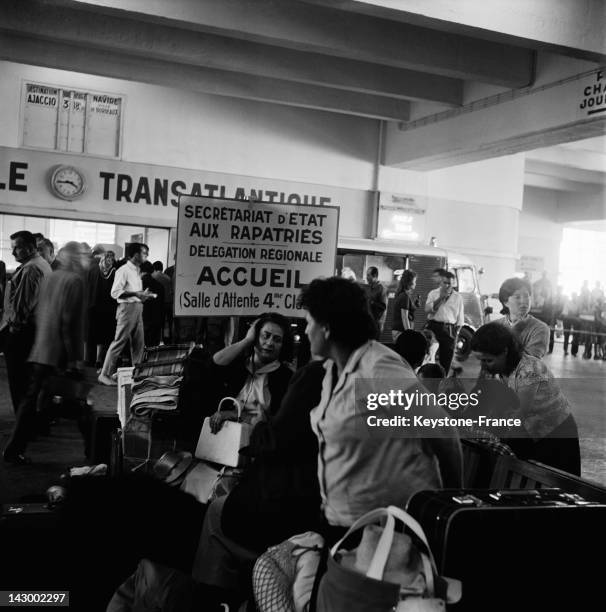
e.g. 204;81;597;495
336;238;487;360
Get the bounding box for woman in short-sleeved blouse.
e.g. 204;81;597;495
496;277;549;358
391;269;418;342
471;322;580;475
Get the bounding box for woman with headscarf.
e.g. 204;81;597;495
497;277;550;358
391;269;418;342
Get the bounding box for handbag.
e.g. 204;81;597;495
253;531;325;612
316;506;462;612
180;462;244;504
194;397;252;467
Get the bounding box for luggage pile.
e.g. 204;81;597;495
122;343;194;472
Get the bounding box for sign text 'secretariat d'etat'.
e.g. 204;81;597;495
174;196;339;316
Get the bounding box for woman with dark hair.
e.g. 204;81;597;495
391;269;418;341
497;277;550;358
208;312;294;431
470;322;581;475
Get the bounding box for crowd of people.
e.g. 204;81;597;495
0;231;173;463
94;273;583;610
0;232;591;609
528;272;606;360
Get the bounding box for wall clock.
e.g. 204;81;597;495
49;165;86;200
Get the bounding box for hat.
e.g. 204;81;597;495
153;451;193;485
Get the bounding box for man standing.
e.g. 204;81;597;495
37;237;60;271
364;266;386;330
140;261;165;347
533;271;553;311
152;261;172;342
3;242;86;464
430;267;447;288
0;231;51;413
98;243;155;386
424;270;464;374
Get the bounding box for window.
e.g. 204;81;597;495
455;267;476;293
336;252;406;296
22;82;123;158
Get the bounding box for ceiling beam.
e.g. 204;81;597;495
301;0;606;63
524;172;603;193
526;146;606;173
0;0;462;105
384;69;606;170
0;32;410;121
46;0;535;87
525;159;606;185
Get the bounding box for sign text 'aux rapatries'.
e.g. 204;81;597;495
175;196;339;316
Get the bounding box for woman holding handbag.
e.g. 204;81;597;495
191;358;325;603
208;312;294;432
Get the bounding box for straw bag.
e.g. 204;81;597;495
317;506;462;612
195;397;252;467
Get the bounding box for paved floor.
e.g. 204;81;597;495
0;362;118;503
1;341;605;504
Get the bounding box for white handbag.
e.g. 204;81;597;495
195;397;252;467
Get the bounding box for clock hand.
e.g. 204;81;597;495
57;180;78;188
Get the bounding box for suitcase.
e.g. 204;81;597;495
88;410;121;465
123;411;182;473
407;489;606;610
0;503;63;590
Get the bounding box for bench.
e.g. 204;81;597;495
489;454;606;502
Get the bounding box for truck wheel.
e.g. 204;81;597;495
455;327;475;362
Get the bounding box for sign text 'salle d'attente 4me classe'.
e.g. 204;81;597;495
174;196;339;316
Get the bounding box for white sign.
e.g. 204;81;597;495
174;196;339;316
577;69;606;118
517;255;544;273
22;82;123;157
377;192;427;242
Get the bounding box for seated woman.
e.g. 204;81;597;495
107;358;324;612
300;277;462;541
470;322;581;475
496;277;550;358
191;359;325;600
208;312;294;431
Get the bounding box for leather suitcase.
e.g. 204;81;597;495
89;411;121;465
0;503;63;590
407;489;606;610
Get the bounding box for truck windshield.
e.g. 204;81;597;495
456;267;477;293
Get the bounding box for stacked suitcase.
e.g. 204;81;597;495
407;488;606;610
122;343;194;472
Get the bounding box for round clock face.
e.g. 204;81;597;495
50;165;86;200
